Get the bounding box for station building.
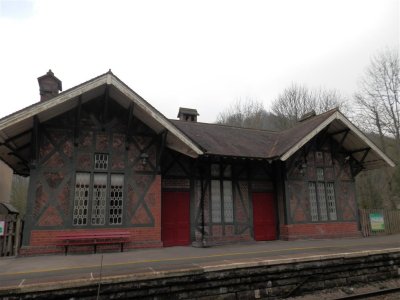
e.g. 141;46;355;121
0;71;394;255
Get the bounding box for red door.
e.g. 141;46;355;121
162;191;190;247
252;192;277;241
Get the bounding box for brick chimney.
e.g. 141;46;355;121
38;70;62;102
177;107;199;122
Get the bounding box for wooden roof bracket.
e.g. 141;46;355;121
102;84;109;127
125;102;134;150
337;129;350;151
74;96;82;147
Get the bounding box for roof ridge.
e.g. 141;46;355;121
170;119;280;134
278;107;339;134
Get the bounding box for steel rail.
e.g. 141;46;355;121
333;286;400;299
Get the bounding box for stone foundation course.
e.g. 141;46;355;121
1;249;399;299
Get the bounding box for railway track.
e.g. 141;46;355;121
334;286;400;299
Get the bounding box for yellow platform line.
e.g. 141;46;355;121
1;241;398;277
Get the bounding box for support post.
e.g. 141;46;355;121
31;116;39;167
156;130;168;173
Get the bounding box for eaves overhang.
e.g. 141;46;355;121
0;72;203;175
279;111;395;170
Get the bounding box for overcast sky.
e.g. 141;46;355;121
0;0;398;123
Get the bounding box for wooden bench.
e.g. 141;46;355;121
56;231;130;255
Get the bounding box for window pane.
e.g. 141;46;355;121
211;180;221;223
326;183;337;220
223;181;233;222
211;164;220;177
324;152;332;165
73;173;90;226
91;174;107;225
316;168;324;181
94;153;109;170
109;174;124;225
223;165;231;177
308;182;319;222
317;182;328;221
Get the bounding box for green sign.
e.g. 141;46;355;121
0;221;4;236
370;213;385;231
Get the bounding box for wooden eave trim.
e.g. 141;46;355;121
0;75;108;134
280;113;337;161
280;112;396;168
335;113;395;168
0;73;203;158
109;74;203;157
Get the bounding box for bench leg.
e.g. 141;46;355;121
65;245;68;256
94;244;97;254
121;243;124;252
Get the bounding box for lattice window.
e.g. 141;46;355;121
308;151;337;223
91;174;107;225
73;173;90;226
308;182;319;222
316;168;324;181
94;153;109;170
211;180;222;222
109;174;124;225
326;183;337;220
317;182;328;221
223;181;233;222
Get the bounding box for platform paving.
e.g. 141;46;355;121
0;234;399;292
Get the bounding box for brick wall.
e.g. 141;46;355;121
20;175;162;256
280;222;361;240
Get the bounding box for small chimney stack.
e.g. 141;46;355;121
38;70;62;102
177;107;199;122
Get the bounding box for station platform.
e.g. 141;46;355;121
0;234;399;293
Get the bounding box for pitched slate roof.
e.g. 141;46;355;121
171;120;279;159
0;71;394;175
172;108;395;169
171;110;337;159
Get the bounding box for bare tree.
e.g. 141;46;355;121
353;48;400;209
216;98;279;130
271;83;350;129
354;49;400;156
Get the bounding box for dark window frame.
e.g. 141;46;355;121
73;153;125;227
308;151;337;222
210;163;234;225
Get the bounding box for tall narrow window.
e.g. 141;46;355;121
73;173;90;225
308;182;319;222
326;183;337;220
91;174;107;225
109;174;124;225
317;182;328;221
308;154;337;222
211;180;222;222
210;164;234;224
223;180;233;222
